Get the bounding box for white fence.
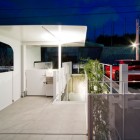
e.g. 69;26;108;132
101;63;113;93
0;72;13;110
53;62;72;101
101;63;140;94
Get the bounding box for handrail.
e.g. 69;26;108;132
128;70;140;75
100;63;113;93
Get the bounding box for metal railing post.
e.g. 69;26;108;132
100;63;104;83
110;65;112;94
88;94;93;140
102;63;104;83
122;82;125;140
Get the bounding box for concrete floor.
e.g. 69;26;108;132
0;96;87;140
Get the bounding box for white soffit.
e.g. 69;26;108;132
0;25;87;47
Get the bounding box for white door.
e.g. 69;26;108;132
26;70;46;95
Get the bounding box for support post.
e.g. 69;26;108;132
136;19;139;60
58;25;62;69
88;94;93;140
58;43;61;69
110;65;112;94
119;64;128;94
21;45;26;97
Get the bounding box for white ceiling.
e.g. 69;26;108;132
0;25;87;47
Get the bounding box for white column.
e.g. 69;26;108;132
58;43;61;69
21;44;26;97
58;25;62;69
119;64;128;139
119;64;128;94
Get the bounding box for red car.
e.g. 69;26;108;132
105;60;140;82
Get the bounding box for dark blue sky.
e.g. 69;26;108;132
0;0;140;40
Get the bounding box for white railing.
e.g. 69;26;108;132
128;70;140;75
101;63;113;94
101;63;140;94
53;62;72;101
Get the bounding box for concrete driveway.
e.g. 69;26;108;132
0;96;87;140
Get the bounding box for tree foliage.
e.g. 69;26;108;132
82;58;108;94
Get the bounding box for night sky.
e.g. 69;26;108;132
0;0;140;40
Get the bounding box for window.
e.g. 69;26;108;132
0;42;13;73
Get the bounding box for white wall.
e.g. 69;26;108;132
26;46;41;69
0;35;21;110
0;72;13;110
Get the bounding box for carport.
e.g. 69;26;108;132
0;25;87;140
0;25;87;108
